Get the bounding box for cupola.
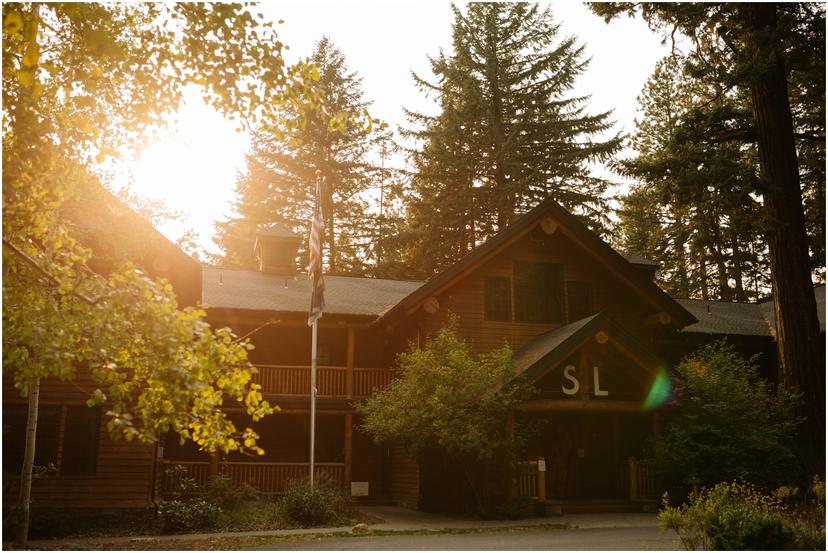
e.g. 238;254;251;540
254;225;302;275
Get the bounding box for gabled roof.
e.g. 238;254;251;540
512;312;660;384
377;195;696;327
202;266;423;318
61;181;202;307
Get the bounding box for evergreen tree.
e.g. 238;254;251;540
617;55;769;301
593;2;825;469
215;37;395;276
402;3;622;277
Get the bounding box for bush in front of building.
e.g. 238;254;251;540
655;341;804;499
159;498;223;533
277;476;354;527
359;315;533;515
659;480;825;550
204;475;259;509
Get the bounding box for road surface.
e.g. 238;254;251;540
250;525;683;550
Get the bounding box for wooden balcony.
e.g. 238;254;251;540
160;460;345;495
252;365;394;399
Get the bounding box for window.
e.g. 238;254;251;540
513;261;564;323
60;406;100;475
567;281;595;322
2;404;100;477
3;405;61;475
484;277;512;321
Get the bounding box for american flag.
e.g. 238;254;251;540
308;172;325;325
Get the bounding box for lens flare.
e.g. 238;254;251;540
643;369;671;411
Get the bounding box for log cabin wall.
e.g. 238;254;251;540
413;229;659;354
3;370;155;508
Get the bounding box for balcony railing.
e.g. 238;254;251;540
160;460;345;495
628;456;657;501
252;365;394;398
516;460;540;498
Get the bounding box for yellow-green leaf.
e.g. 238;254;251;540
23;43;39;68
17;69;34;87
3;11;22;35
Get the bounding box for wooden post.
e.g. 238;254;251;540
537;457;547;501
628;456;637;501
346;327;355;399
344;413;353;493
507;410;517;498
209;452;219;479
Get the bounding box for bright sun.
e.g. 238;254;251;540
127;86;248;255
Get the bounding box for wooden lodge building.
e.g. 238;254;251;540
3;195;825;514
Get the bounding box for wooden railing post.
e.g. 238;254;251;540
346;328;355;399
628;456;638;501
507;411;517;498
209;452;219;480
344;413;353;493
537;457;547;501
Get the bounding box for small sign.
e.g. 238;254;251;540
537;459;546;472
351;481;370;497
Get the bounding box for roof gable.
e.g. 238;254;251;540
378;196;695;327
512;312;660;385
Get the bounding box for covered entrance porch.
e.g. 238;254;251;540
509;313;666;511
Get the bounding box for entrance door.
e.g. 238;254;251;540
539;412;640;499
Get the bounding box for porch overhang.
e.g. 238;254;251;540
510;312;665;412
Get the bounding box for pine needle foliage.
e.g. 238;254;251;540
401;3;621;277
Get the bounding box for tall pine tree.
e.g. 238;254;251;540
402;3;622;277
594;2;825;470
616;55;769;302
214;37;394;275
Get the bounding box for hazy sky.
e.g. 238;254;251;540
124;1;673;256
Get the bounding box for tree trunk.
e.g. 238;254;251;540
739;3;824;469
17;376;40;548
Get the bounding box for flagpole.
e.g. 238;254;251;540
310;317;317;490
308;169;324;492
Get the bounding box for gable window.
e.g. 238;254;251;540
567;281;595;322
513;261;564;323
2;405;100;477
484;276;512;321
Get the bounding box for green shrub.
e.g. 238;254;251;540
159;498;222;533
488;496;536;520
163;464;199;496
277;477;352;527
204;475;259;508
655;341;803;499
660;481;825;550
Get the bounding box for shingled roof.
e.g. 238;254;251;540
202;266;423;318
676;285;825;337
